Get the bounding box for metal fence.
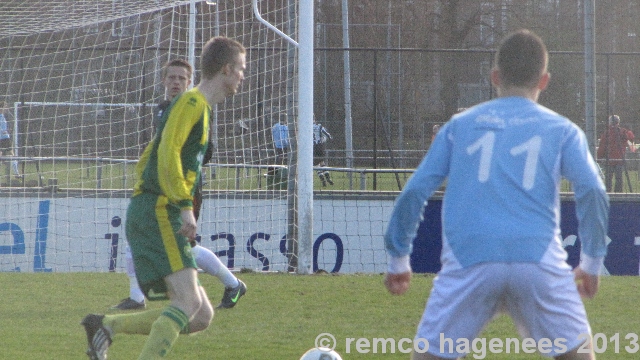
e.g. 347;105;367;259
5;46;640;186
315;48;640;170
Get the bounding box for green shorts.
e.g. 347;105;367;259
125;192;197;301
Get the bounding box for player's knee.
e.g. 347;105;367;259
171;293;203;319
187;300;214;333
554;342;594;360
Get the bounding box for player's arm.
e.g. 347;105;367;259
384;271;411;295
0;114;8;135
136;139;155;176
561;125;609;294
573;267;599;299
203;140;214;165
626;129;635;142
157;97;204;211
131;139;155;196
322;127;332;140
384;122;452;294
157;98;204;240
596;135;605;158
192;140;212;222
177;208;197;240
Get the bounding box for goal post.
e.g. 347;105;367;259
251;0;315;274
0;0;313;274
296;0;315;274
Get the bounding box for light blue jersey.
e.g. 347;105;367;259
272;123;290;149
385;96;609;272
0;114;9;140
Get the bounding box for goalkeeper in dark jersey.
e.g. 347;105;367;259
82;37;248;360
111;59;245;312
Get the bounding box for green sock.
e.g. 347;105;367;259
103;309;163;335
137;306;189;359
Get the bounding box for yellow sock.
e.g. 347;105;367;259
103;309;163;335
138;306;189;359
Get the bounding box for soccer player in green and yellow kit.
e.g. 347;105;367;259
111;58;245;312
81;36;246;360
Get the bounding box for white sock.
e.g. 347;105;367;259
192;244;239;288
125;244;145;303
11;161;18;175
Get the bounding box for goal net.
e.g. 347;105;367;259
0;0;304;273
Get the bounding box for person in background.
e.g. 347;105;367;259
0;102;20;178
384;29;608;360
313;116;333;187
597;114;634;193
431;124;440;142
271;114;290;165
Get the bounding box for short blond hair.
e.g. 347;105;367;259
200;36;246;80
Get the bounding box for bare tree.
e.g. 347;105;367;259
428;0;510;118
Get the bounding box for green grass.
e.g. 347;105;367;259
1;272;638;359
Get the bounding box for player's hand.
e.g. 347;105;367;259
384;271;411;295
574;267;599;299
178;209;197;240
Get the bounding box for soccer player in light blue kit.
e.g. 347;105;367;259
384;30;608;360
0;101;20;177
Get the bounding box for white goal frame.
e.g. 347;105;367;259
252;0;315;274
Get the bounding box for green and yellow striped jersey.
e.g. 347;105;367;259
133;88;210;210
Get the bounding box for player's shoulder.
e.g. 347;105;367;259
521;103;586;143
157;99;171;111
465;98;572;125
155;100;171;117
175;88;208;109
538;105;582;133
445;98;579;142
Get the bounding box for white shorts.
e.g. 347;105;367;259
416;262;591;358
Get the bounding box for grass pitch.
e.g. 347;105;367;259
1;272;638;359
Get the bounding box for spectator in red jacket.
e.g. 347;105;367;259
597;114;634;192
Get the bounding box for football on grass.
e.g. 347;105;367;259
299;347;343;360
